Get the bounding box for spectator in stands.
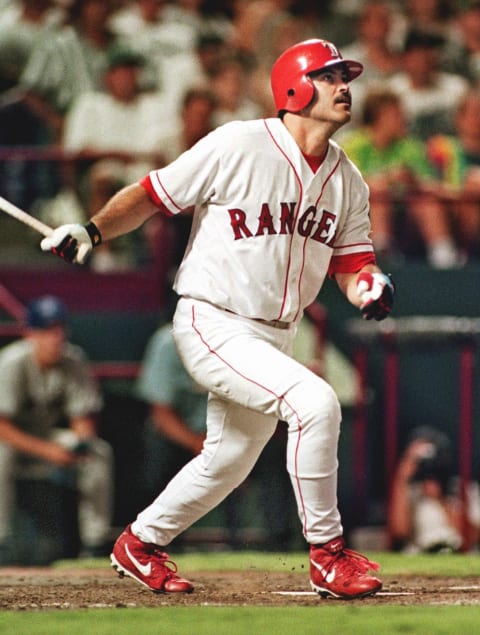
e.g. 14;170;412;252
62;45;170;271
129;29;229;117
209;54;263;127
0;0;68;210
146;87;218;286
111;0;198;55
287;0;357;48
229;0;287;60
427;89;480;260
386;27;470;141
341;88;461;268
0;0;64;92
0;88;61;214
18;0;120;141
338;0;402;134
110;0;225;111
445;1;480;84
249;12;309;117
0;295;113;564
389;426;480;553
394;0;458;54
161;0;234;44
136;321;297;550
153;87;218;166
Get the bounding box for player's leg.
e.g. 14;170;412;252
170;298;343;544
112;298;381;596
168;298;381;598
111;397;276;593
133;395;278;546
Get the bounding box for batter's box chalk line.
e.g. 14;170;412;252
271;591;415;596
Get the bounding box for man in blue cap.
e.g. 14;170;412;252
0;295;113;563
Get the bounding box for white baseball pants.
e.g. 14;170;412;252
133;297;343;546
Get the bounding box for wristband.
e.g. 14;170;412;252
84;221;102;247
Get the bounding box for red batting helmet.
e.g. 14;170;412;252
271;39;363;114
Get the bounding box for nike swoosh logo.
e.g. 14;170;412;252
125;544;152;576
310;559;336;583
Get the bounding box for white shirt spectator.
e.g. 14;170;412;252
63;90;174;181
387;71;469;139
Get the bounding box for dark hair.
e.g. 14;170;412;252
182;87;217;110
403;29;445;53
361;89;401;126
67;0;115;23
407;426;453;492
195;32;225;51
106;46;145;70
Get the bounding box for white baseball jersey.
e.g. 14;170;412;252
141;117;375;323
132;118;377;550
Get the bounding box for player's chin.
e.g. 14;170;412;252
334;103;352;118
336;109;352;124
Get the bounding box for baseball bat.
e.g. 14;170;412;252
0;195;53;237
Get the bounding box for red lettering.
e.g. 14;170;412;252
279;202;295;234
311;209;336;245
228;203;335;244
228;208;253;240
298;206;317;237
255;203;277;236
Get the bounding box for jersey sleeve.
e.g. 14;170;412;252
328;154;376;276
139;128;221;215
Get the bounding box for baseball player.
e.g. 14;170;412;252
0;296;113;561
41;39;395;599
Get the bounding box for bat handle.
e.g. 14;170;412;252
0;195;53;237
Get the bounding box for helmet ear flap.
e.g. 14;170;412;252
283;75;315;113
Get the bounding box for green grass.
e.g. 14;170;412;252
55;549;480;577
1;551;479;635
1;606;479;635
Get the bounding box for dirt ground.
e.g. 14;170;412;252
1;566;479;610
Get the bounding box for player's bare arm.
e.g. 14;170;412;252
40;183;158;264
90;183;158;242
0;417;76;466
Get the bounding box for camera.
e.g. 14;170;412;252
412;441;451;486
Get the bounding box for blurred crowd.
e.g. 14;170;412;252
0;0;480;271
2;1;480;562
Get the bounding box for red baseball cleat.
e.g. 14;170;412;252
310;536;382;599
110;525;193;593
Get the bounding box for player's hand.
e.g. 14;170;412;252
39;441;79;467
41;222;101;264
356;271;395;321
